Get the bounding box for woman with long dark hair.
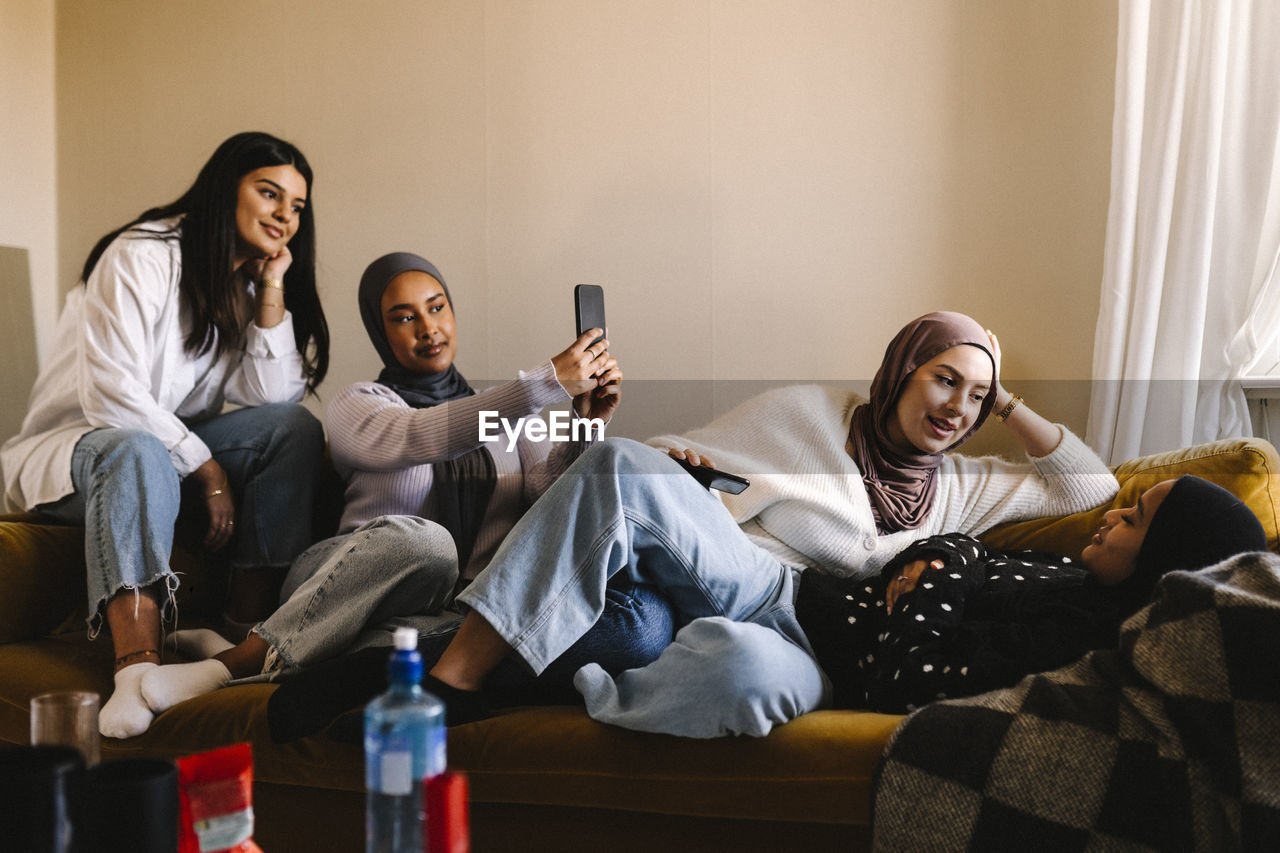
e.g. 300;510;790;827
2;131;330;738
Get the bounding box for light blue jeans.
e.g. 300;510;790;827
251;515;461;676
40;403;324;636
456;438;829;737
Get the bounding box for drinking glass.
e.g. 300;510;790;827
30;691;100;767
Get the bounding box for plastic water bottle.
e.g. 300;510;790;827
365;627;446;853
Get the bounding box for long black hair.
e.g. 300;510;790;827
80;131;329;392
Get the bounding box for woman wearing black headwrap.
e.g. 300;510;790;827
139;252;661;719
800;475;1268;713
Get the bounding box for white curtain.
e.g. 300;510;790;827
1087;0;1280;464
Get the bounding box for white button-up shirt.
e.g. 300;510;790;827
1;218;307;511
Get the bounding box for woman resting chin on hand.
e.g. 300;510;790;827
1;131;331;739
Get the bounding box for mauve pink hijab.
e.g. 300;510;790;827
849;311;997;533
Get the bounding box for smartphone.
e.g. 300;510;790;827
673;456;751;495
575;284;606;348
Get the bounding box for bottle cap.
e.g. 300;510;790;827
393;626;417;651
388;627;422;685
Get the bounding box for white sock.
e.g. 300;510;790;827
141;659;232;714
100;662;158;739
167;628;234;660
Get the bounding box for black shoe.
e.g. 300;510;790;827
421;674;490;726
325;708;365;744
268;645;389;743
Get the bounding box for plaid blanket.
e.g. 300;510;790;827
872;551;1280;852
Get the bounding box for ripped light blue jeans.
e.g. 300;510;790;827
457;437;830;738
39;403;323;636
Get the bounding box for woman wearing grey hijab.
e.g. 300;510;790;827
136;252;636;718
345;252;620;574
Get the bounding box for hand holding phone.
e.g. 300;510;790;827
575;284;606;348
673;456;750;494
560;283;621;421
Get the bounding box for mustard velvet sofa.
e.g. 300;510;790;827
1;437;1277;852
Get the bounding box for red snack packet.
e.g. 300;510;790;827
425;771;470;853
176;742;263;853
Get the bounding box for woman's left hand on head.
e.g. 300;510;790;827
985;329;1010;406
985;329;1002;374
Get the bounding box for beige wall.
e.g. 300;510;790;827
0;0;55;461
45;0;1116;448
0;0;56;363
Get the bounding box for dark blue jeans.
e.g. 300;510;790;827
474;580;676;707
41;403;323;637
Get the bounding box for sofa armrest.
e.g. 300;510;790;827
982;437;1280;558
0;452;343;647
0;512;237;645
0;515;87;643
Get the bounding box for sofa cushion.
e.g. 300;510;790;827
0;626;899;838
982;437;1280;558
449;705;902;825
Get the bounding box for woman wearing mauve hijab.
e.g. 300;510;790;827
419;311;1120;737
138;252;673;721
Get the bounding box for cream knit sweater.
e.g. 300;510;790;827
647;385;1118;580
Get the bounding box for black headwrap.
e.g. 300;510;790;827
1110;475;1267;615
357;252;495;571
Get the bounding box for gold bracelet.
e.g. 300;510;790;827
115;649;160;667
262;278;284;291
994;394;1023;423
